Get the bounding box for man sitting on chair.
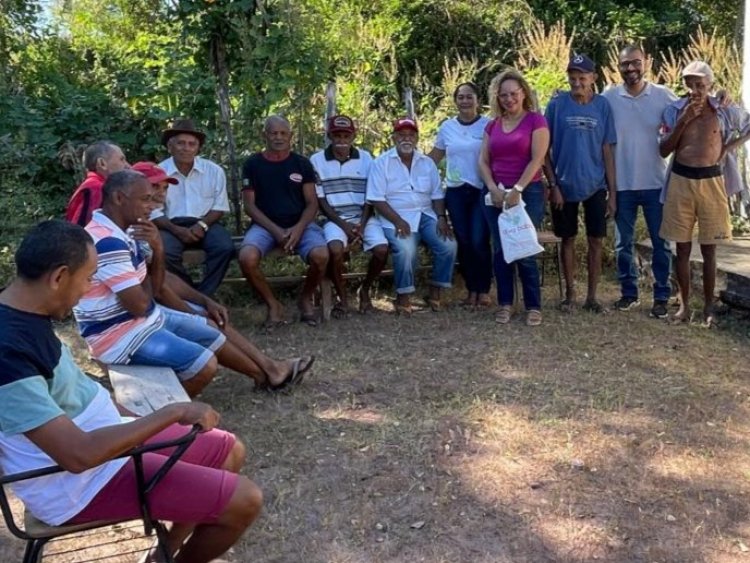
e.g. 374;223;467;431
0;219;261;562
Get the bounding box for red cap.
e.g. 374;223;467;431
132;161;178;185
327;115;356;134
393;117;419;133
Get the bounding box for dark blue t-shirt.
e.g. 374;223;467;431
241;152;316;228
545;93;617;202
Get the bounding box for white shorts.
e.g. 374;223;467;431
322;216;387;252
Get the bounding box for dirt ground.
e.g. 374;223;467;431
2;279;750;563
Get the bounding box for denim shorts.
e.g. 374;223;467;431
129;307;226;381
241;223;327;262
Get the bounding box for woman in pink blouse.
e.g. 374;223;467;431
478;69;550;326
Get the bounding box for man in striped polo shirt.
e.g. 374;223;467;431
310;115;389;314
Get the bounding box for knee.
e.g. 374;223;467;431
308;247;329;268
238;247;262;270
222;476;263;529
372;245;389;261
184;355;218;397
329;243;345;262
223;438;247;473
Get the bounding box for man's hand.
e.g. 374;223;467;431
174;225;201;245
204;298;229;328
393;218;411;238
344;222;362;244
549;186;564;210
606;192;617;219
173;402;221;431
679;95;704;125
188;223;206;241
131;219;163;251
284;224;305;253
436;216;454;239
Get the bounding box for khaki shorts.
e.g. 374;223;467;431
660;162;732;244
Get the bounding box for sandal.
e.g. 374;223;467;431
476;294;492;309
395;302;412;316
331;303;350;319
423;295;442;312
526;310;542;327
495;306;512;324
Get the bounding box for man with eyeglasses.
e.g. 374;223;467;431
659;61;750;326
544;53;617;314
602;45;678;319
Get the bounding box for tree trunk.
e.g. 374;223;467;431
210;33;242;234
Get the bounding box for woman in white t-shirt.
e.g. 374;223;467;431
429;82;493;308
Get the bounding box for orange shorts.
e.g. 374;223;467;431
659;162;732;244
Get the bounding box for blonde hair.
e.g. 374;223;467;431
488;69;537;117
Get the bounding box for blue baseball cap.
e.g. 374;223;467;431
567;53;596;73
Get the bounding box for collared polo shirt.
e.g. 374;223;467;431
602;82;677;191
366;148;443;231
157;156;230;219
74;211;164;364
310;145;372;223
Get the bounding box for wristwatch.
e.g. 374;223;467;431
197;220;209;232
513;184;524;193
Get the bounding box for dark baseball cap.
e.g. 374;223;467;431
567;53;596;73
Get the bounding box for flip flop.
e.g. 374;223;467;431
269;355;315;392
300;313;318;327
260;319;289;333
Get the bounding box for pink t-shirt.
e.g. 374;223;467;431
485;112;548;186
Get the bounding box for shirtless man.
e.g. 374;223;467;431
659;61;750;324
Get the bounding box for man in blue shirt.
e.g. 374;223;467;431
545;53;617;313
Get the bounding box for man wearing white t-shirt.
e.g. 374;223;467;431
602;45;677;319
155;118;235;296
311;115;388;314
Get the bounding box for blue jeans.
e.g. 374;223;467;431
383;213;458;294
483;182;545;310
130;307;226;381
444;184;492;294
614;189;671;302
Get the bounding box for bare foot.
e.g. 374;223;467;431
265;300;286;324
358;285;374;314
670;305;691;324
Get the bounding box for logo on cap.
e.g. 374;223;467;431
573;55;583;63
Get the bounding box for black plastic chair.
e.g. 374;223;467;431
0;424;201;563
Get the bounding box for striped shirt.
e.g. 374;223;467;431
311;146;372;223
73;211;164;364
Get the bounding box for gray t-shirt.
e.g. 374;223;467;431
602;82;678;191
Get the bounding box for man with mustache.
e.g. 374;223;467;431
366;117;457;315
310;115;389;315
602;45;677;319
659;61;750;325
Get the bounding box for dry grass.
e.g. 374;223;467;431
3;279;750;562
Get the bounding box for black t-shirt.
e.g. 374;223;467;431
241;152;316;228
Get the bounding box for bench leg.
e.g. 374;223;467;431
320;278;333;322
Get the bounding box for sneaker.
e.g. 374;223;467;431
650;300;668;319
614;296;641;311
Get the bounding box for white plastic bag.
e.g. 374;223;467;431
498;199;543;263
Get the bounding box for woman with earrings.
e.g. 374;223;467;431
478;70;550;326
429;82;493;309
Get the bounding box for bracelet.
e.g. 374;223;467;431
197;220;209;232
513;184;524;193
437;214;447;219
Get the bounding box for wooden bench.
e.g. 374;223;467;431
107;365;190;416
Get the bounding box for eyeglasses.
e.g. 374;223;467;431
499;89;523;100
619;59;643;69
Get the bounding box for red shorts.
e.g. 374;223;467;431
69;424;239;525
